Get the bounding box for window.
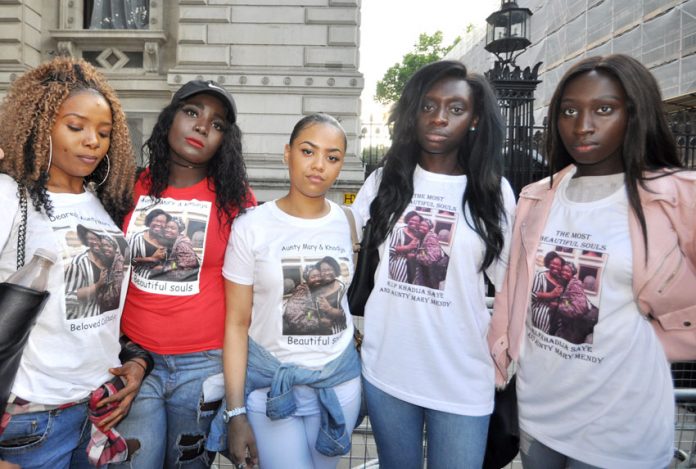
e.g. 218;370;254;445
52;0;164;73
84;0;150;30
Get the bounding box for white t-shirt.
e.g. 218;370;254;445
222;200;355;369
517;170;673;469
352;166;516;415
0;174;128;404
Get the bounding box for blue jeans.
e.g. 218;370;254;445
519;430;603;469
363;379;490;469
111;349;224;469
0;402;99;469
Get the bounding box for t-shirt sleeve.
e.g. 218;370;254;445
222;213;254;285
486;177;517;292
352;169;381;230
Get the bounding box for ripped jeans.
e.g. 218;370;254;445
111;349;224;469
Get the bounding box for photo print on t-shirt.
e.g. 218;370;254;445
529;232;608;349
387;200;456;291
282;255;350;336
50;210;129;321
127;196;210;296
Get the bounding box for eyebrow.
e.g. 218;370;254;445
185;101;226;121
561;94;623;102
299;140;344;153
422;94;468;102
61;112;112;126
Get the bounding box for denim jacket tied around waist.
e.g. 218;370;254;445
207;336;361;457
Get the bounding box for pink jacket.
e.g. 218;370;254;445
488;166;696;386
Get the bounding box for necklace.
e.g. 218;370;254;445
169;153;206;169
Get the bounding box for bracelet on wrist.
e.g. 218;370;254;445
129;359;147;372
119;335;155;377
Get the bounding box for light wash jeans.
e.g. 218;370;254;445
0;401;98;469
112;349;224;469
247;379;362;469
363;378;490;469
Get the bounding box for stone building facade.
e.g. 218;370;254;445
449;0;696;123
0;0;365;202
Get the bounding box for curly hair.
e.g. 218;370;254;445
0;56;135;225
139;82;251;227
369;60;506;270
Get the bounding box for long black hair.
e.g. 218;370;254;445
546;54;682;247
140;89;251;227
368;60;506;270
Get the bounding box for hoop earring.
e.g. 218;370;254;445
47;136;53;173
96;154;110;187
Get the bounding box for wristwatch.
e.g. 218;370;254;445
222;406;247;423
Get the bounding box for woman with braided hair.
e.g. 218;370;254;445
0;56;144;467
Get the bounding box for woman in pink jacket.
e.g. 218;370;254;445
488;54;696;469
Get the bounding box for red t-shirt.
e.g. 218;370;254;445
121;172;255;354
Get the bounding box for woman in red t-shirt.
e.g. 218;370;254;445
114;80;255;468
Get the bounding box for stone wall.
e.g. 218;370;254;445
0;0;365;202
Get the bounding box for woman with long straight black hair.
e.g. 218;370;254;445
489;54;696;469
352;60;515;468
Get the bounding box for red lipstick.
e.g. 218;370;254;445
186;137;204;148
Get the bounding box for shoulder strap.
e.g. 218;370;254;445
16;185;27;269
340;205;360;266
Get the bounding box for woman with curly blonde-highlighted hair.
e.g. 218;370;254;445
0;56;147;468
0;55;135;225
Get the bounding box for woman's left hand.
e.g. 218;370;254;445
96;360;147;431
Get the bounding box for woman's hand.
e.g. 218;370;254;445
227;415;258;468
396;238;419;255
316;296;331;312
95;268;108;288
223;281;256;467
316;296;341;318
548;285;563;298
0;462;20;469
153;246;167;261
537;285;563;300
96;360;147;431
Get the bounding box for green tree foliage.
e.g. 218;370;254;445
374;31;461;105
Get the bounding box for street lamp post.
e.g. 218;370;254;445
484;0;545;195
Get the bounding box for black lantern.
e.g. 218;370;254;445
483;0;545;196
485;1;533;66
